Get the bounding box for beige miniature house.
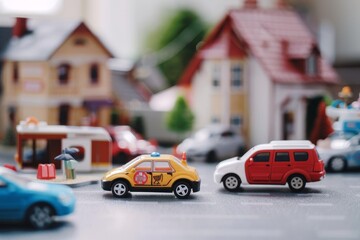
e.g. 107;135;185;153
179;1;339;146
1;18;114;136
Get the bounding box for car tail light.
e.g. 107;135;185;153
314;160;324;172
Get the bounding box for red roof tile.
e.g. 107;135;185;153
179;8;338;85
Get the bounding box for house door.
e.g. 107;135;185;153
62;138;91;172
245;152;271;183
59;104;70;125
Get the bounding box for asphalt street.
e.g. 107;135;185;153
1;156;360;240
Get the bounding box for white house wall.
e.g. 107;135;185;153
248;56;273;146
191;61;213;130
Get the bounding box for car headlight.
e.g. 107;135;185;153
58;193;73;206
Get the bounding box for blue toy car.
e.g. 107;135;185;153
0;167;75;229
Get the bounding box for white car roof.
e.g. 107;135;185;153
255;140;314;151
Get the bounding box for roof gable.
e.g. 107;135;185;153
3;21;113;61
180;7;338;85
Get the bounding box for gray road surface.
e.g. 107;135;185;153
1;159;360;240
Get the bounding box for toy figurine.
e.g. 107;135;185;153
214;141;325;192
101;152;201;199
55;148;79;180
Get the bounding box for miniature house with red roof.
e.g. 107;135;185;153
179;0;338;146
1;18;114;137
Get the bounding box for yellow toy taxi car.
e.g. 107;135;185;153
101;152;201;199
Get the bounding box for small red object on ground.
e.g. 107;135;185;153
37;164;56;179
3;164;17;172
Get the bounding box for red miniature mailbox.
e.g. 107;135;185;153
37;164;56;180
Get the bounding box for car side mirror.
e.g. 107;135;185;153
248;158;254;165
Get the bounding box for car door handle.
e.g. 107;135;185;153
287;165;291;167
266;164;270;167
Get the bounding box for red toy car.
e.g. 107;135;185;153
106;126;156;164
214;140;325;192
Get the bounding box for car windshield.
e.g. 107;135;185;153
193;129;210;141
120;156;140;169
239;147;256;161
3;173;31;188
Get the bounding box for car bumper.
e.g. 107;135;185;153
192;180;201;192
101;179;112;191
213;172;223;184
55;202;75;216
310;171;326;182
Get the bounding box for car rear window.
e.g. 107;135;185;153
275;152;290;162
294;152;308;161
253;152;270;162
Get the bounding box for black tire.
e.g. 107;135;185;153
206;150;217;163
173;181;191;199
111;180;129;198
26;203;55;229
222;174;241;191
288;174;306;192
328;156;347;172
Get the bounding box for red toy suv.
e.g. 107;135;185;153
214;140;325;192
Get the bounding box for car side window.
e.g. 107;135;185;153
221;131;234;138
275;152;290;162
253;152;270;162
153;161;173;173
294;152;309;162
135;161;152;171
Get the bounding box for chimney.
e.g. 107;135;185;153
277;0;288;8
243;0;257;9
12;18;28;38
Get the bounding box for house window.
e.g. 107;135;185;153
58;104;70;125
74;38;86;46
13;62;19;84
90;64;99;84
306;53;317;76
231;64;242;88
212;65;220;88
230;115;243;126
211;116;220;123
58;63;70;85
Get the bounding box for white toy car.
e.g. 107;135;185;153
176;125;246;162
317;133;360;172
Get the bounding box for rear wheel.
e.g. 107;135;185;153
206;151;217;163
173;181;191;199
111;180;129;198
26;203;55;229
288;175;306;192
223;174;241;191
328;156;347;172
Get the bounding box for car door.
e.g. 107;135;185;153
152;161;174;187
0;176;23;221
128;161;152;187
270;151;292;183
245;151;272;183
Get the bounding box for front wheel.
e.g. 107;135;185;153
288;175;306;192
223;174;241;191
173;181;191;199
111;180;129;198
26;203;55;229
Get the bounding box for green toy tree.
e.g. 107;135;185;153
146;9;208;87
166;96;194;137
